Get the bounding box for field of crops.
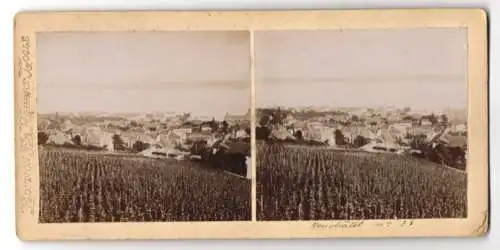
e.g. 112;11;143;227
39;147;251;223
257;142;467;221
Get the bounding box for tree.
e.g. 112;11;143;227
221;120;229;133
112;134;125;151
353;135;369;148
340;120;351;126
440;114;449;126
38;131;49;145
334;129;346;145
259;108;289;126
256;126;271;140
403;115;416;122
274;108;283;125
231;123;241;132
120;126;130;131
71;135;82;146
409;134;428;150
133;140;150;152
273;107;289;125
210;118;218;131
294;130;303;141
259;115;271;127
130;120;139;127
429;113;439;125
351;115;360;123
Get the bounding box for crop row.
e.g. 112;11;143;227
257;143;467;220
39;147;251;222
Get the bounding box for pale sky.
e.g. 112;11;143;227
255;28;468;111
37;31;250;117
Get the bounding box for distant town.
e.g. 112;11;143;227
38;110;250;165
255;105;467;168
37;104;468;169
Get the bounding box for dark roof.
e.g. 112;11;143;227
224;141;250;155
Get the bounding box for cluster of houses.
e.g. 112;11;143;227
38;106;468;173
38;111;253;179
38;111;251;156
258;106;468;157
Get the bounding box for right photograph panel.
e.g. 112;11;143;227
255;29;468;221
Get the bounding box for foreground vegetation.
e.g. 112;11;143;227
39;147;251;222
257;142;467;221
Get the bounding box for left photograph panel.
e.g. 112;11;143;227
36;31;252;223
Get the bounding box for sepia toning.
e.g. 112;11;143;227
36;31;252;222
254;29;468;221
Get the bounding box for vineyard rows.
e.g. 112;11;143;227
257;143;467;220
39;147;251;222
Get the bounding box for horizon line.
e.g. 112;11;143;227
255;105;467;111
256;74;466;85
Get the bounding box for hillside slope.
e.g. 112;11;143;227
39;147;251;222
257;143;467;220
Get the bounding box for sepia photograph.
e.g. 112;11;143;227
36;31;252;222
255;29;469;221
14;10;487;240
